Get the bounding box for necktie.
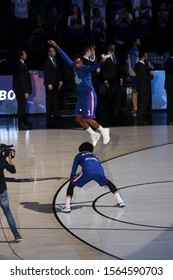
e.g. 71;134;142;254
111;54;116;64
52;58;57;67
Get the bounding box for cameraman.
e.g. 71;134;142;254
0;149;22;242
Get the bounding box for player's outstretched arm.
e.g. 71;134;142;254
47;40;60;49
48;40;73;67
87;54;109;73
101;56;108;63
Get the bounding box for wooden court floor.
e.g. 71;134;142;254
0;115;173;260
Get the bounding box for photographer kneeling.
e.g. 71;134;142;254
0;144;22;243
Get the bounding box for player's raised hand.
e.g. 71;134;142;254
101;54;110;62
47;40;59;49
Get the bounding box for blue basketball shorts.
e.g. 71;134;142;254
71;171;109;187
75;90;97;119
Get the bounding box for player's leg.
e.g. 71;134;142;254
132;92;138;116
75;115;101;147
131;76;138;116
106;180;126;207
61;173;91;213
75;92;100;146
95;175;125;207
85;91;110;145
86;119;110;145
0;190;22;241
61;181;75;213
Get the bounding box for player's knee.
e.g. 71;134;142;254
85;119;92;125
75;116;82;124
75;116;79;122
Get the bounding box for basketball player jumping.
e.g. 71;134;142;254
48;40;110;146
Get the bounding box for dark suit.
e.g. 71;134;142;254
164;57;173;124
12;60;32;126
43;57;62;117
82;57;100;94
134;61;153;125
100;54;122;124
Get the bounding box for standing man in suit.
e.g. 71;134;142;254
134;51;155;125
164;50;173;125
43;46;63;119
101;43;123;125
128;37;141;117
12;49;32;130
82;45;100;95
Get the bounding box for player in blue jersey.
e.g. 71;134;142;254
48;40;110;146
61;142;125;212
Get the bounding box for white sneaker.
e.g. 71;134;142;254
61;205;71;213
118;201;126;207
101;128;110;144
90;133;101;147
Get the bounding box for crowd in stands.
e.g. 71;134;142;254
1;0;172;72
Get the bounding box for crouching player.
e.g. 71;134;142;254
61;142;125;212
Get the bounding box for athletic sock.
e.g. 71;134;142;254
66;197;71;208
86;127;97;135
98;125;105;133
114;192;124;204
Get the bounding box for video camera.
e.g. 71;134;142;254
0;143;15;159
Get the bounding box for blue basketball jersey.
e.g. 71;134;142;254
57;48;102;94
70;152;108;187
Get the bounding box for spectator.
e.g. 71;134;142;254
107;0;131;43
27;14;47;69
90;8;107;55
134;51;155;125
11;0;30;47
43;46;63;119
70;0;85;15
46;6;65;46
101;43;123;125
154;1;171;54
12;49;32;130
134;0;153;51
67;4;85;55
89;0;108;21
131;0;152;12
114;4;133;49
128;37;141;116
